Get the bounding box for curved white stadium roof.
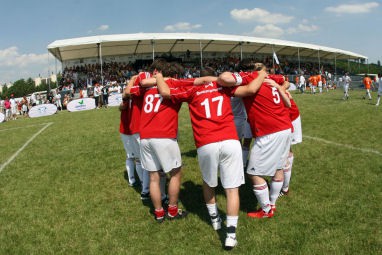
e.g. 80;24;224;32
47;33;367;62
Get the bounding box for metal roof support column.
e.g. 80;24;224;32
97;43;104;85
151;40;155;61
47;51;51;92
240;42;243;61
318;50;321;74
367;58;370;74
272;45;275;68
298;48;301;73
200;40;203;69
334;54;337;81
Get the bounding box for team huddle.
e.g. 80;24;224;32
118;59;302;250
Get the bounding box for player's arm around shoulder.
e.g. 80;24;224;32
123;75;137;98
155;73;171;99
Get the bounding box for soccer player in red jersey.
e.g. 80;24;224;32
218;62;292;218
120;72;151;200
125;60;187;223
154;66;266;249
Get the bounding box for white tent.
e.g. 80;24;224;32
47;33;367;62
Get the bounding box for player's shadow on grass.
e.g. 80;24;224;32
181;180;228;246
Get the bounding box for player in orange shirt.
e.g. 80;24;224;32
309;75;318;94
363;74;373;100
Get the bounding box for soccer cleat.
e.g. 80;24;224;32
154;209;165;223
211;215;222;231
166;209;188;220
224;236;237;250
247;208;274;218
140;192;150;200
279;189;289;197
270;205;276;213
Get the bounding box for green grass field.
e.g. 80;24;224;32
0;89;381;254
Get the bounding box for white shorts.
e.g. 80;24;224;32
243;121;252;139
247;129;291;177
197;140;244;189
343;84;349;92
234;117;246;138
11;106;17;115
378;89;382;96
120;133;141;159
140;138;182;173
291;115;302;145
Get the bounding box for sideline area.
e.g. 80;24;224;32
0;122;53;173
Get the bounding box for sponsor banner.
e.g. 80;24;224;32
0;112;4;123
289;83;297;91
67;98;96;112
29;104;57;118
108;93;123;107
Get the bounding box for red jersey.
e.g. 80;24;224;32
119;96;143;135
130;84;182;139
166;79;238;148
233;79;292;137
268;74;285;85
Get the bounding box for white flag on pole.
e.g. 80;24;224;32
273;51;280;65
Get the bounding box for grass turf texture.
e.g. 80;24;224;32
0;89;381;254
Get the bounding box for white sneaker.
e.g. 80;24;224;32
224;236;237;249
211;215;222;230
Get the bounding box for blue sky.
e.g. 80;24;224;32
0;0;381;83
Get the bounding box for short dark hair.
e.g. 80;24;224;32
200;66;216;76
238;59;256;71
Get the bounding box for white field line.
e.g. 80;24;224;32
304;135;382;156
0;123;53;132
0;122;53;173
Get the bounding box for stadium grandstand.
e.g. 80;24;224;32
47;33;368;91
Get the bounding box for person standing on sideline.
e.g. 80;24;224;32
299;73;306;93
376;73;382;106
362;74;373;100
342;73;351;100
93;81;101;108
101;85;109;108
55;89;62;111
9;94;17;120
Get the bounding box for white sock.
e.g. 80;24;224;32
253;183;271;212
126;158;135;185
282;154;294;192
377;97;381;105
141;169;150;194
226;216;238;238
206;203;218;216
269;179;283;205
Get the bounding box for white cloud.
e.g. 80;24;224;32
230;8;294;24
217;22;224;27
287;23;319;34
98;25;109;31
0;46;56;83
250;24;285;38
325;2;379;14
164;22;202;32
